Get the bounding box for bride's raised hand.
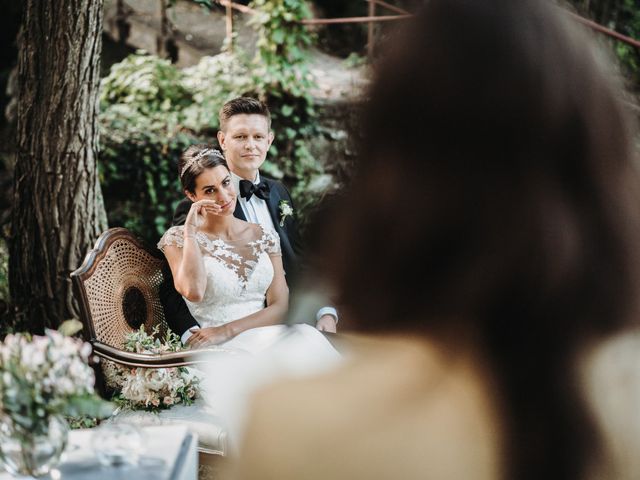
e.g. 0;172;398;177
184;200;221;236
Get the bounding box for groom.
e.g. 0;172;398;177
162;97;338;345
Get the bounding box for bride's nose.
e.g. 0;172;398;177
217;190;231;205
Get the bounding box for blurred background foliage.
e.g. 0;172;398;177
98;0;640;246
100;0;323;244
567;0;640;90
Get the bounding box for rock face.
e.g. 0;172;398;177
103;0;368;185
104;0;259;67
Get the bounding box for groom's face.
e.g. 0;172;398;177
217;114;274;181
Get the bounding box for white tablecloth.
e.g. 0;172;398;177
0;425;197;480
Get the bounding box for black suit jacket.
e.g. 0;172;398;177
160;176;303;337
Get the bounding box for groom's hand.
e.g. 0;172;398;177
186;325;232;348
316;315;337;333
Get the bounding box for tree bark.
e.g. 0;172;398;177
9;0;108;333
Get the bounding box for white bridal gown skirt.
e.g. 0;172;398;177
196;323;342;454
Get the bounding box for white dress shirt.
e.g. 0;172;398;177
231;172;277;232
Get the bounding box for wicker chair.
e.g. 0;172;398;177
71;227;227;457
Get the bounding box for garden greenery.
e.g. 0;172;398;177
99;0;326;244
249;0;324;215
612;0;640;89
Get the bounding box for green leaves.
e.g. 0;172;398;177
247;0;326;216
250;0;316;64
100;52;192;115
568;0;640;91
64;394;114;420
272;29;286;45
58;319;83;337
281;105;294;117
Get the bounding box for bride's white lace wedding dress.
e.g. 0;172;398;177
158;224;341;452
158;223;336;354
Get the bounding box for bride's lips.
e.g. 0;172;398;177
219;200;234;211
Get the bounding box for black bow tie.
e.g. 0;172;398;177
239;179;271;201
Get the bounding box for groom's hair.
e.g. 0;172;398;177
219;97;271;131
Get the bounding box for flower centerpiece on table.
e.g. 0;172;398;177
0;327;114;477
107;326;200;411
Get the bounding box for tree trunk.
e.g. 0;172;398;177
9;0;108;333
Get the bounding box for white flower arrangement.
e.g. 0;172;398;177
0;329;112;435
107;326;200;412
279;200;294;227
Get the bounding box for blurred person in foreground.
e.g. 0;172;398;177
230;1;640;479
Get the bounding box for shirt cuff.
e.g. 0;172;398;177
181;326;200;345
316;306;338;324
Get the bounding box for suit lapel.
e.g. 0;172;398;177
233;200;247;221
265;180;283;233
262;179;296;277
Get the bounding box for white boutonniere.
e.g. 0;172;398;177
279;200;294;227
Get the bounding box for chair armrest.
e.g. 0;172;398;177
91;340;234;368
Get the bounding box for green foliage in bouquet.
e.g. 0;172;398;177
122;324;183;353
107;326;200;412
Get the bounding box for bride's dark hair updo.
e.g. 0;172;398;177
179;144;228;194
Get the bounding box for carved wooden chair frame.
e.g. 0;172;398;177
70;227;225;458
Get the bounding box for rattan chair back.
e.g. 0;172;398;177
71;228;168;348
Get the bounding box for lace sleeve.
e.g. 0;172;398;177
157;226;185;252
263;228;282;256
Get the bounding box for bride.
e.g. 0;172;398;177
157;146;338;357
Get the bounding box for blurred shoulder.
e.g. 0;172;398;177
582;329;640;479
235;335;503;480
